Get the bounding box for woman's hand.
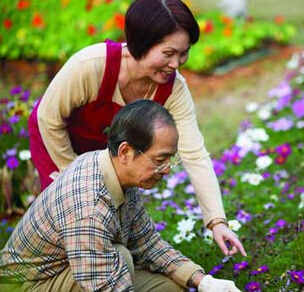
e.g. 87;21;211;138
212;223;247;257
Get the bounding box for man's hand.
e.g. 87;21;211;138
198;275;242;292
212;223;247;256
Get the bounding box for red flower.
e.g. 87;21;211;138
31;13;45;28
85;0;93;11
105;0;113;3
275;156;287;165
87;24;97;36
204;20;213;33
222;15;233;26
223;27;233;37
275;15;285;24
17;0;31;10
3;19;13;30
114;13;125;30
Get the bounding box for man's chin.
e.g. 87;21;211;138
141;178;161;189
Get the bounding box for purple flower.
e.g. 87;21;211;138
155;221;167;232
209;264;224;275
6;148;17;157
236;210;252;224
0;122;12;134
290;270;304;284
265;234;275;242
20;89;30;102
19;127;29;138
233;261;249;271
276;143;292;157
184;184;195;194
1;219;8;226
8;115;20;124
268;227;278;235
267;117;294;131
5;226;14;233
275;93;292;110
275;219;287;229
6;156;19;169
10;86;22;95
212;159;226;176
262;172;271;179
245;281;261;292
250;265;269;275
292;98;304;118
268;80;292;99
263;203;274;210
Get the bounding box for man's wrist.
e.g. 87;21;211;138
187;269;205;287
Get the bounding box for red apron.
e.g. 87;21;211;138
28;40;176;190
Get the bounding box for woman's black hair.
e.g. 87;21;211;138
125;0;199;59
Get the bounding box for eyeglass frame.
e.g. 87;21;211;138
136;149;182;174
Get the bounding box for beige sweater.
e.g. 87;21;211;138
37;43;226;225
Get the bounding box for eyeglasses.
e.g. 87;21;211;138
137;149;182;174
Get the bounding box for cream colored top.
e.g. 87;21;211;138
37;43;225;225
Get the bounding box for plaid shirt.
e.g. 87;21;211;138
0;150;201;291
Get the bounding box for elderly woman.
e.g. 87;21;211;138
29;0;246;257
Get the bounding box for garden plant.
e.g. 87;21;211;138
0;0;296;73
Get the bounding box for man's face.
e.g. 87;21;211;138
129;125;178;189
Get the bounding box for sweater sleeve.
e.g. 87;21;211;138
164;71;226;226
37;44;106;171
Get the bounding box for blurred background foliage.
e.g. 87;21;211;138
0;0;298;73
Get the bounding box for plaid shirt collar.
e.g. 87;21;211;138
99;149;125;209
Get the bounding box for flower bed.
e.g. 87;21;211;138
142;51;304;291
1;51;304;291
0;0;296;73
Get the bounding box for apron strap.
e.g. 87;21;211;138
97;39;122;102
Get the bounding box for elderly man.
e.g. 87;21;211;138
0;100;241;291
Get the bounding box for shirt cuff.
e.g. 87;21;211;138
170;261;204;288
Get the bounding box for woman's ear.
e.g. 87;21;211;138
117;142;134;164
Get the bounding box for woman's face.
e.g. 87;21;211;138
140;29;191;84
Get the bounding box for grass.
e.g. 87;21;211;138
187;0;304;156
188;53;295;156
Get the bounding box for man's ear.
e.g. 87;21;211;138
117;142;134;164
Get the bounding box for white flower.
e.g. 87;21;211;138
257;107;271;120
296;120;304;129
295;75;304;84
153;189;173;199
184;232;196;242
236;132;254;149
286;53;300;69
26;194;36;205
202;229;214;245
173;233;184;244
245;102;259;113
177;218;196;234
298;193;304;209
246;128;269;142
241;172;264;186
256;155;272;169
247;173;264;185
18;149;31;161
270;194;279;201
228;219;242;231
